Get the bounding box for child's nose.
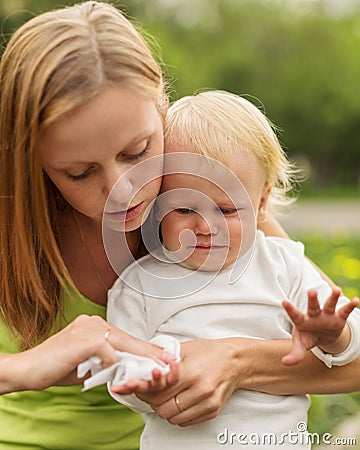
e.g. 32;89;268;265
194;214;218;235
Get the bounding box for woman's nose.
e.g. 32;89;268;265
103;168;134;205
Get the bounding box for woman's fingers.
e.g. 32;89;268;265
153;385;225;426
74;315;172;365
12;314;175;391
105;327;167;365
58;315;117;367
122;339;240;424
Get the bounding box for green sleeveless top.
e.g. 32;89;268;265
0;286;144;449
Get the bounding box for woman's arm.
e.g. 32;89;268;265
128;337;360;427
236;338;360;395
0;314;170;395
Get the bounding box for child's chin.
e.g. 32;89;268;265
187;258;227;273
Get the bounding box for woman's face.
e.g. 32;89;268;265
40;84;164;229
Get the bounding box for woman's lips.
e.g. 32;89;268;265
105;202;144;222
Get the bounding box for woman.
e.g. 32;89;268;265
0;2;358;449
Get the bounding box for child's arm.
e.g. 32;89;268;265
282;287;359;366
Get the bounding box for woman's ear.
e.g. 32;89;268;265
257;182;271;223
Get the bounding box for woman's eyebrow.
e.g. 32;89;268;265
53;130;157;166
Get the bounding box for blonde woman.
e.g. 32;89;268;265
0;2;359;449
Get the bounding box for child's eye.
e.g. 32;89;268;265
218;207;238;215
175;208;193;214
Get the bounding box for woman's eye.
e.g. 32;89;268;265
125;145;150;161
66;171;91;181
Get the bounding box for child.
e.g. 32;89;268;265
105;91;360;449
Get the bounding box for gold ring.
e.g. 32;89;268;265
104;329;111;341
174;394;183;413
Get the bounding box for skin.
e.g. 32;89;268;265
157;150;269;271
41;85;163;226
0;315;171;394
282;288;359;365
40;84;164;305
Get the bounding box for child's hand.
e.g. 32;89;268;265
110;360;179;395
281;288;359;366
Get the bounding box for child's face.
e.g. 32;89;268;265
158;146;269;271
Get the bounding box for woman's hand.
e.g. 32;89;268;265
0;314;169;394
111;336;360;427
135;338;243;426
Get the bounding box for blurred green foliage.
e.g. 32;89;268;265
1;0;360;190
298;232;360;298
310;392;360;445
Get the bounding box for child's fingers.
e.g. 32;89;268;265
281;337;307;366
322;287;342;315
166;361;180;386
152;369;163;381
111;379;143;394
282;301;305;326
111;362;179;395
138;366;177;392
148;379;167;391
337;298;359;320
307;290;321;317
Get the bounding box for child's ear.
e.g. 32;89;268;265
257;182;271;223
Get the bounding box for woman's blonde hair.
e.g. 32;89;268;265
165;90;299;214
0;1;167;349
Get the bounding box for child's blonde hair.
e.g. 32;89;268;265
0;1;167;349
165;90;298;214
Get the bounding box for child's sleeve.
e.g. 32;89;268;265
107;270;150;341
106;271;153;412
106;270;182;414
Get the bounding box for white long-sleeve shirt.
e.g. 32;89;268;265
107;231;360;450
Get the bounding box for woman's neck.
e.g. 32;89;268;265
61;210;143;306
